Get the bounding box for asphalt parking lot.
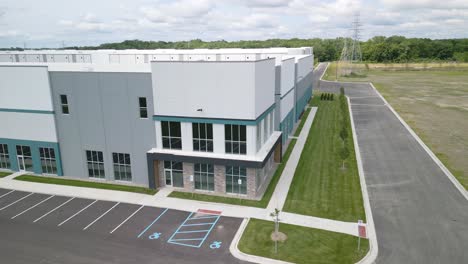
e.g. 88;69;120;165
0;188;246;264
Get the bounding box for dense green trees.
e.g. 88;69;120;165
3;36;467;63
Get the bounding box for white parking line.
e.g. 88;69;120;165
110;205;144;234
11;195;55;219
58;200;97;227
83;202;120;231
0;193;34;211
33;197;75;223
0;190;15;199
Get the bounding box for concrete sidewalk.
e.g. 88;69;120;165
267;107;317;211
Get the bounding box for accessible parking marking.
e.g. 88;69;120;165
11;195;55;219
167;209;221;248
137;208;169;238
83;202;120;230
58;200;97;227
33;197;75;223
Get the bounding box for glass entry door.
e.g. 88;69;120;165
163;161;184;188
17;156;26;171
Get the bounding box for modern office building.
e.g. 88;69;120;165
0;48;313;199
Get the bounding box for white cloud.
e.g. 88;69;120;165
381;0;468;10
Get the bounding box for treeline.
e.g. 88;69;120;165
3;36;468;63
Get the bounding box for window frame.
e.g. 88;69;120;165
112;152;132;181
161;121;182;150
39;147;57;175
60;94;69;115
224;124;246;155
138;97;148;119
85;150;105;179
192;123;213;152
194;163;214;191
0;144;10;169
226;166;247;195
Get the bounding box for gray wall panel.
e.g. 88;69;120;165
50;72;155;186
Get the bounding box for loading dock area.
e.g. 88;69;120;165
0;188;245;264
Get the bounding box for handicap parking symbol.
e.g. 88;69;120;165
209;241;222;249
149;232;161;240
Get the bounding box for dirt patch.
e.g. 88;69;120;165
271;231;288;242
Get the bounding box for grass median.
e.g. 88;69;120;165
14;175;157;195
283;93;366;222
169;139;297;208
238;218;369;264
0;171;11;178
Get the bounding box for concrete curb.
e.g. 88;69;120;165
347;96;379;264
229;218;294;264
368;83;468;201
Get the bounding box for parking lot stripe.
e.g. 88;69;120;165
197;215;221;246
83;202;120;231
177;230;211;234
33;197;75;223
110;205;144;234
182;222;215;227
11;195;55;219
137;208;169;238
58;200;97;227
0;190;15;199
0;193;34;211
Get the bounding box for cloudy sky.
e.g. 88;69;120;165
0;0;467;48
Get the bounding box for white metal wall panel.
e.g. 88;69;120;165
280;58;295;95
254;59;276;118
0;66;54;111
297;55;314;81
152;61;257;120
0;112;58;142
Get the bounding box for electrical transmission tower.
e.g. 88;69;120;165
339;12;363;76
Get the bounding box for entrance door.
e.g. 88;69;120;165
164;168;173;186
17;155;26;171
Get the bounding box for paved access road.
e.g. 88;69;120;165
317;73;468;263
0;188;246;264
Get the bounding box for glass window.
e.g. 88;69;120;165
86;150;105;178
39;147;57;174
0;144;10;169
113;152;131;181
60;94;69;114
16;145;33;171
263;116;268;143
139;97;148;118
225;125;246;155
192;123;213;152
161;121;182;149
256;122;261;151
270;112;274;135
194;163;214;191
226;166;247;194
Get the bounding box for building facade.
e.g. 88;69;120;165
0;48;313;200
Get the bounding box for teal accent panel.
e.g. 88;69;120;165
153;103;276;126
0;138;63;176
295;85;312;121
0;108;54;114
279;109;295;144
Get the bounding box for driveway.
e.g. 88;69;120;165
317;72;468;263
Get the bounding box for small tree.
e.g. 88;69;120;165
270;208;281;254
340;146;350;170
340;86;345;95
320;93;324;100
331;94;334;101
339;126;348;143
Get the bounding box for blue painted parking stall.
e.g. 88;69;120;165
167;209;222;248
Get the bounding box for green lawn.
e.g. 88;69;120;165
238;218;369;264
169;139;297;208
0;171;12;178
15;175;157;195
294;107;311;137
283;93;366;222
